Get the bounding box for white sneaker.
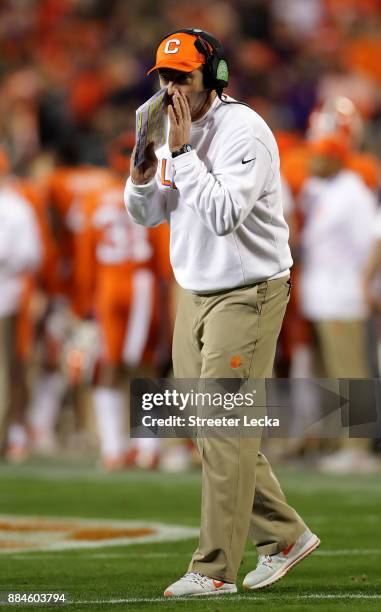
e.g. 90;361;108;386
317;448;380;475
164;572;237;597
243;530;320;590
160;444;192;473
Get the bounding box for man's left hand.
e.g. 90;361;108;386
168;90;191;152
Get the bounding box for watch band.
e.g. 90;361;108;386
171;144;193;158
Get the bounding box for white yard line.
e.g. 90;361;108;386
71;548;381;559
63;593;381;605
1;593;381;606
9;548;381;560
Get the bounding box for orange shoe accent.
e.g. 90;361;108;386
124;448;139;468
282;543;295;556
164;591;173;597
212;580;225;589
102;455;125;472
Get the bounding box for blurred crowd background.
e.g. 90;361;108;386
1;0;381;475
1;0;381;168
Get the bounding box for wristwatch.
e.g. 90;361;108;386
171;144;193;158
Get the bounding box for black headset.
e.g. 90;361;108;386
159;28;229;92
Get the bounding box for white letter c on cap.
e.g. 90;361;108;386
164;39;180;54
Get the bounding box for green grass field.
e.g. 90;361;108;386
0;460;380;611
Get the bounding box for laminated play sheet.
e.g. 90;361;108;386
134;88;167;166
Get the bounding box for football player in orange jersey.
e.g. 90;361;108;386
24;150;120;454
74;133;173;470
47;150;118;306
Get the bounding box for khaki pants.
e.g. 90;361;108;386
313;320;371;451
173;277;307;582
0;315;27;448
313;320;370;378
0;317;12;436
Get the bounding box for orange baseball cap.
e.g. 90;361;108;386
310;135;349;162
147;32;207;75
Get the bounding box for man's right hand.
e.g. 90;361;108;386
130;142;158;185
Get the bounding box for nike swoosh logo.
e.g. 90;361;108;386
242;157;256;164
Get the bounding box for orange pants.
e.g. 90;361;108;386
96;268;159;366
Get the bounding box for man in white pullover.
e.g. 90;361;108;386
0;176;42;459
125;29;319;597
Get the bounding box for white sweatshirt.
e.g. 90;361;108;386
0;185;42;317
300;170;377;320
125;95;292;293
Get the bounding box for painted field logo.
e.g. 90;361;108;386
0;515;198;553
